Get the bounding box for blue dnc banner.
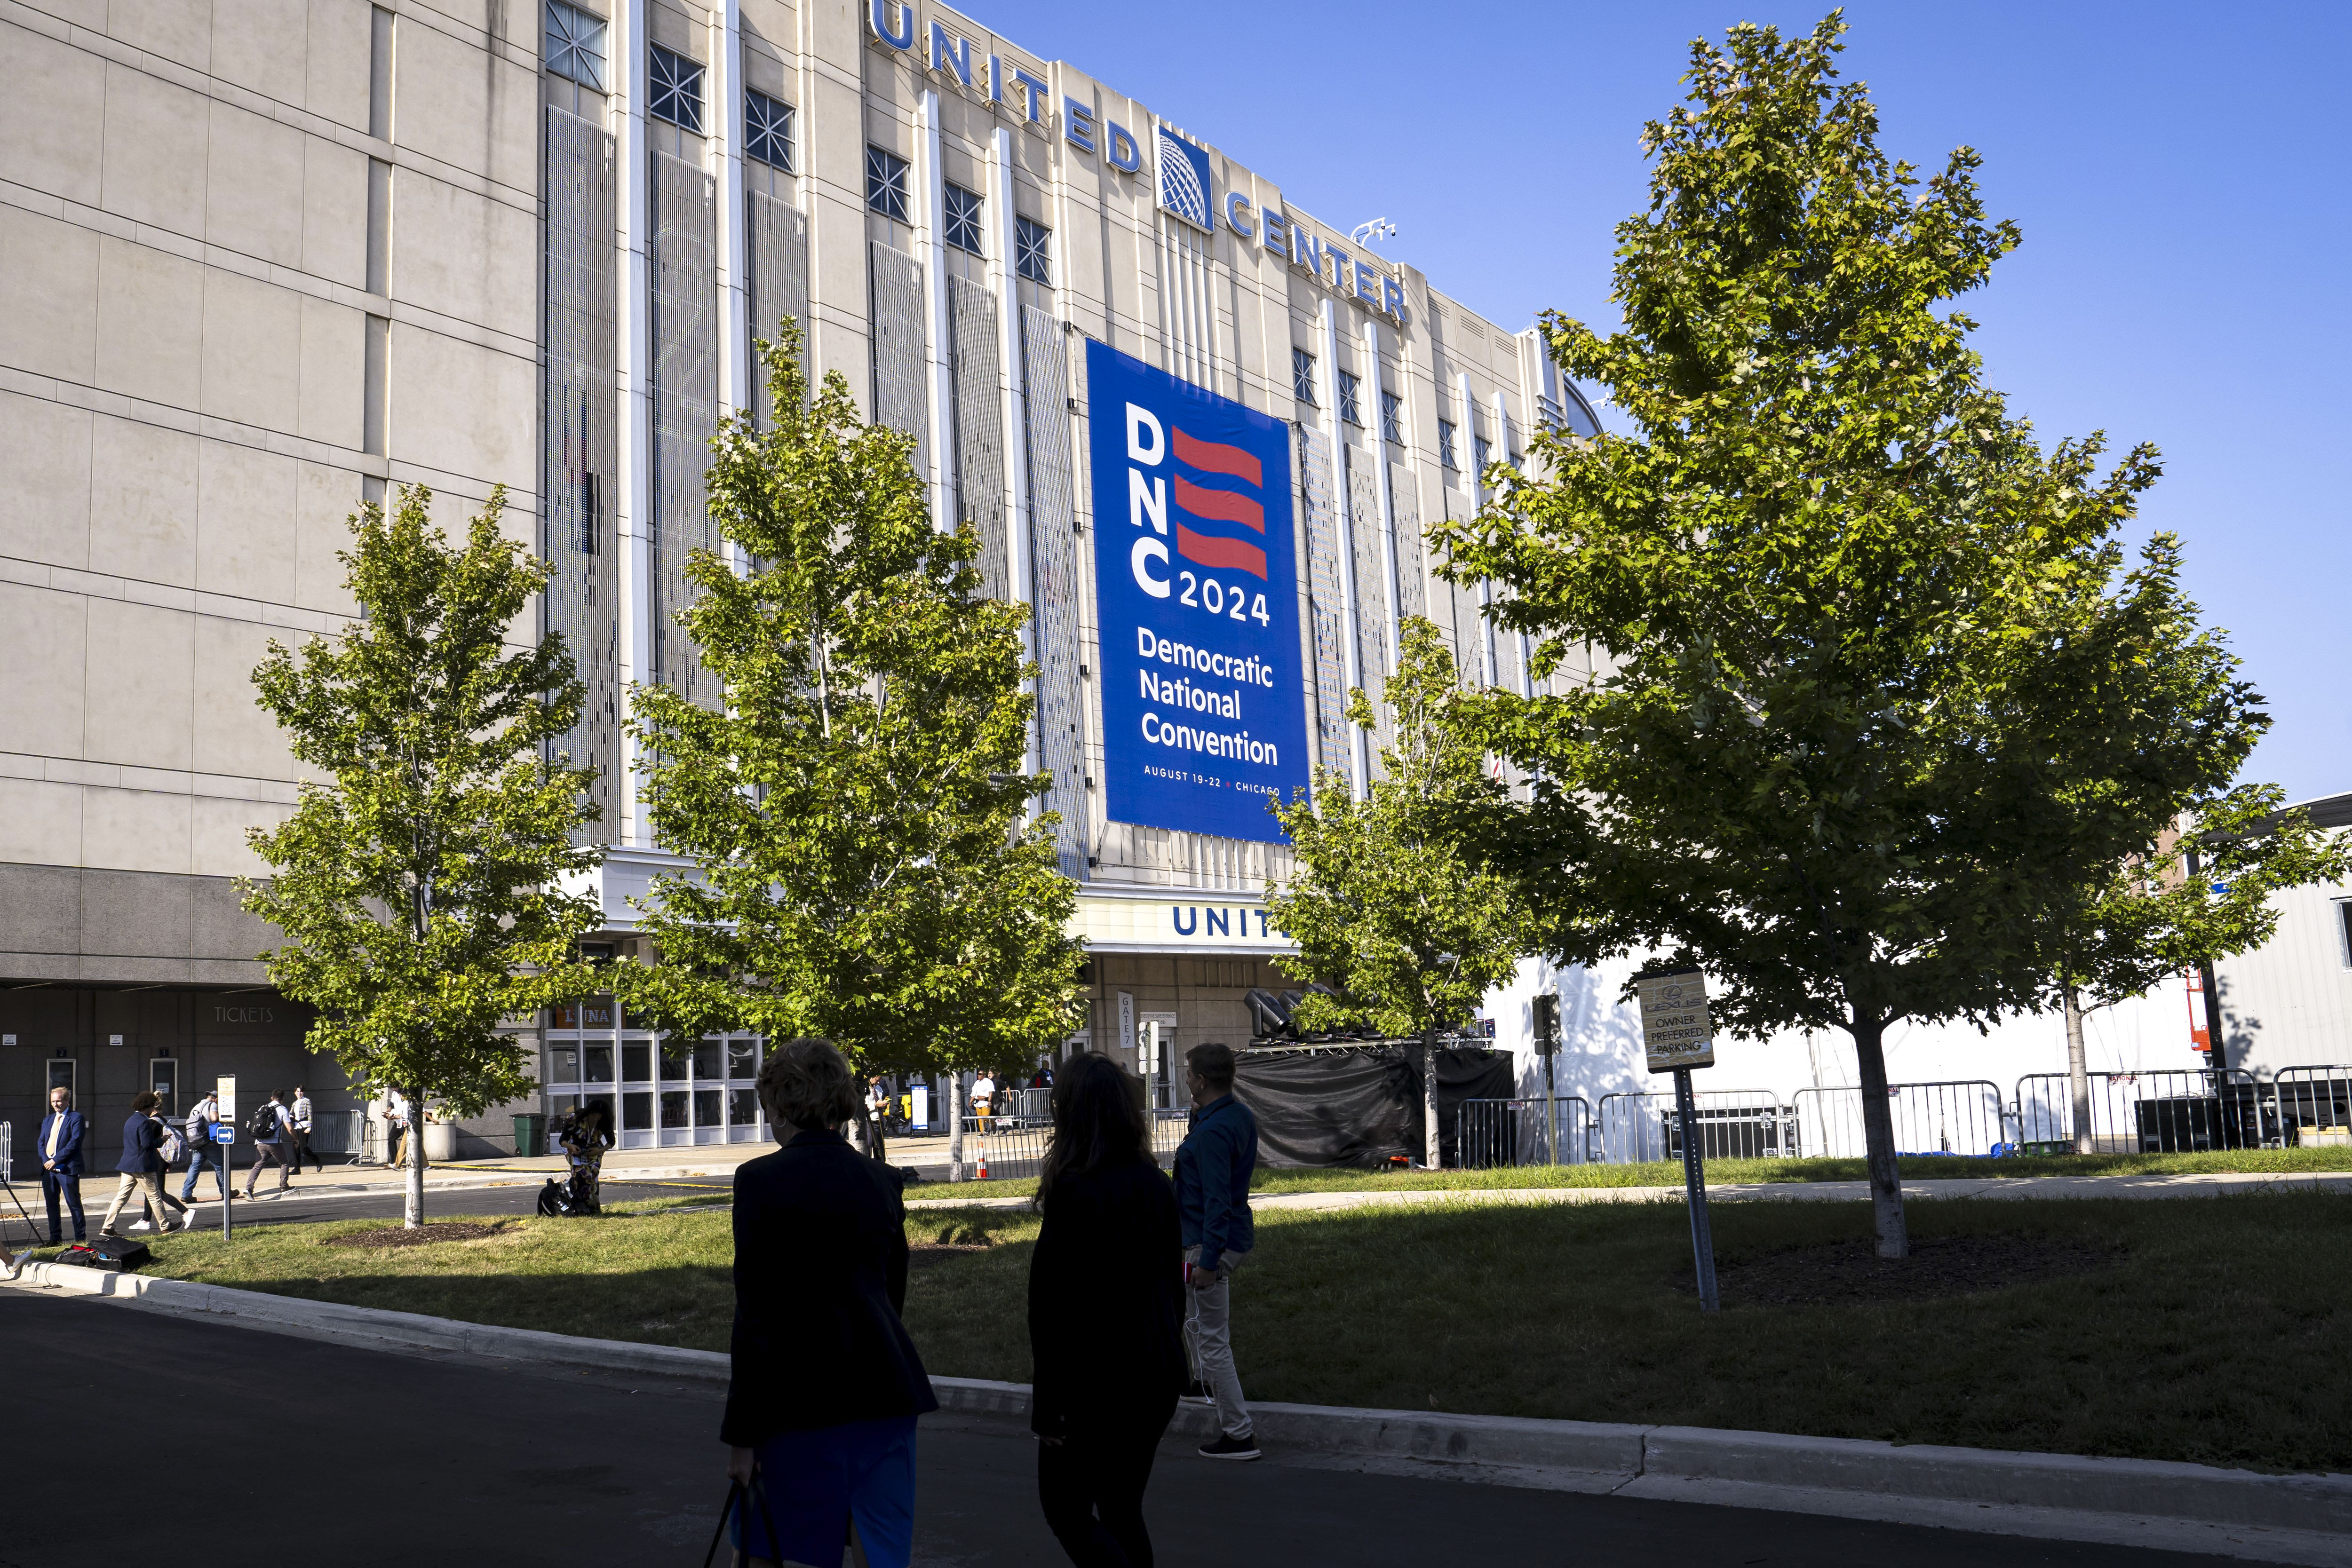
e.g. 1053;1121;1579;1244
1087;341;1309;845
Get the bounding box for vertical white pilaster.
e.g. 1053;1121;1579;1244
989;125;1038;779
1362;316;1402;680
616;0;654;848
713;0;746;420
917;87;952;530
1492;388;1532;699
1316;297;1366;798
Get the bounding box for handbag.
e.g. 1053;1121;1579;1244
700;1469;781;1568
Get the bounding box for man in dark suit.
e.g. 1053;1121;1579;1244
36;1085;87;1244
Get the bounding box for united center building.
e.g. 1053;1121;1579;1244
0;0;1598;1159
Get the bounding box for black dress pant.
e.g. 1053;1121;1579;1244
1036;1398;1176;1568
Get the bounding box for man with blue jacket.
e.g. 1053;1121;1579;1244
1174;1042;1260;1461
37;1086;87;1244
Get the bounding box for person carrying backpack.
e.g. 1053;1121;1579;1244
241;1092;296;1200
179;1089;228;1205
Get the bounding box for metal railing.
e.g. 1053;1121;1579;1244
0;1122;11;1182
2265;1066;2352;1147
1596;1087;1789;1165
2014;1068;2268;1152
1791;1080;2009;1159
968;1107;1188;1183
1455;1097;1595;1167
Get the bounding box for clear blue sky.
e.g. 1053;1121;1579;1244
980;0;2348;801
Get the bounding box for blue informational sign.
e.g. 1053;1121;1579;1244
1087;341;1310;844
211;1124;234;1144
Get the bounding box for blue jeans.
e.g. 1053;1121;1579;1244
42;1167;85;1241
734;1415;917;1568
180;1145;227;1201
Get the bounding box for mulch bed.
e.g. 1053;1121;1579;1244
1685;1233;2127;1307
320;1222;508;1249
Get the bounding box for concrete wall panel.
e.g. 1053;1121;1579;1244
194;438;300;603
297;294;366;448
0;582;90;760
206;99;308;267
89;413;200;589
191;614;291;780
390;172;536;335
293;460;362;616
95;236;205;409
0;391;94;571
208;0;308;102
302;137;370;290
302;0;372;131
200;269;303;431
0;781;85;872
0;206;101;386
389;326;533;487
0;21;108;206
100;63;211;237
109;0;215;71
82;599;196;771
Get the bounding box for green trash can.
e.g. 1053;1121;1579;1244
512;1112;547;1158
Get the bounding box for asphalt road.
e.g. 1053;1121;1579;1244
3;1290;2248;1568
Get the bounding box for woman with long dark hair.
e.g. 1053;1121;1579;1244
1028;1053;1186;1568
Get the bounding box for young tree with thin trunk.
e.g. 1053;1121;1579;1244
1431;16;2274;1256
2050;788;2350;1152
1268;618;1531;1169
245;487;604;1227
625;325;1084;1161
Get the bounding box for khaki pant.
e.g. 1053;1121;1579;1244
99;1172;169;1236
1183;1243;1252;1439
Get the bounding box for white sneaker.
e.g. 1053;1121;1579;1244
3;1253;27;1280
178;1210;200;1231
129;1221;154;1232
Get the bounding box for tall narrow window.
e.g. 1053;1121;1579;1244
1014;216;1052;284
866;145;910;222
943;182;984;254
1379;389;1402;444
744;89;793;170
1473;433;1491;474
545;0;607;90
648;44;703;132
1291;347;1316;404
1438;419;1458;469
1336;369;1361;427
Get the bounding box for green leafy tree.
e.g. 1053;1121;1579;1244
1268;618;1531;1168
1430;16;2275;1255
2051;788;2352;1151
626;325;1083;1163
245;486;603;1227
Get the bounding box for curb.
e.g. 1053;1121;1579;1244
12;1261;2349;1549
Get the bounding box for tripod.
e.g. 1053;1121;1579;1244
0;1166;43;1256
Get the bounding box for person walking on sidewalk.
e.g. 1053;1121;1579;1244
723;1038;936;1568
1173;1043;1260;1462
98;1092;174;1237
241;1092;295;1200
37;1085;87;1245
180;1089;228;1206
1028;1053;1186;1567
287;1086;316;1174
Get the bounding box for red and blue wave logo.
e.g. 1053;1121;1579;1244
1170;428;1267;580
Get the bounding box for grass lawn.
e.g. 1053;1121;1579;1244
912;1143;2352;1203
68;1189;2352;1474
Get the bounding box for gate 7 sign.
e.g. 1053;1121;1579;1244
1087;341;1309;844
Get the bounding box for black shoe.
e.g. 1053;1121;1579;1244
1198;1433;1260;1461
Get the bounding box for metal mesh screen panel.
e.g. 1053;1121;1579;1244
947;275;1006;598
746;189;809;425
1297;425;1351;782
1388;460;1426;623
541;106;620;835
1021;305;1084;878
651;150;721;713
868;240;928;482
1346;446;1391;751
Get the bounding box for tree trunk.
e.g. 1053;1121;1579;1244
2063;984;2094;1156
403;1085;426;1229
1849;1018;1908;1259
946;1072;965;1182
1422;1030;1441;1170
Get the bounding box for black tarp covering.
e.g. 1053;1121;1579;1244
1232;1045;1517;1169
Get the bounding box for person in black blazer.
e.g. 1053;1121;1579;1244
1028;1053;1188;1568
723;1039;936;1568
36;1085;88;1243
97;1092;172;1237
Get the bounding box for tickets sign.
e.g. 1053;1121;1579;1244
1637;969;1716;1073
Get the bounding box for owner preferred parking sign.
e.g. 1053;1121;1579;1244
1087;341;1310;844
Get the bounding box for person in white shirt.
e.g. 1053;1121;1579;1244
971;1072;996;1132
179;1092;227;1204
381;1090;411;1167
287;1087;316;1174
240;1092;296;1199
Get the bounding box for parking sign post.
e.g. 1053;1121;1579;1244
1638;970;1719;1313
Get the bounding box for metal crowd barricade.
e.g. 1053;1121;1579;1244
1455;1097;1595;1167
1790;1080;2009;1159
2013;1068;2271;1152
2264;1066;2350;1148
1596;1087;1787;1165
976;1120;1052;1180
0;1122;11;1182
